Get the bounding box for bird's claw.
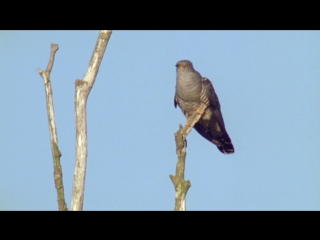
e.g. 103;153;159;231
196;109;205;115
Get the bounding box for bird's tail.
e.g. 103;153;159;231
214;135;234;154
193;123;234;154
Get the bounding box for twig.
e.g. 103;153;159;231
37;44;68;211
71;30;112;211
170;103;207;211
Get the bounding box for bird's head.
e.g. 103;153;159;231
175;60;195;72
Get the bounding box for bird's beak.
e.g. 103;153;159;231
176;64;184;69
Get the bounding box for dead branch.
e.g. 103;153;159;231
71;30;112;211
37;44;68;211
170;103;207;211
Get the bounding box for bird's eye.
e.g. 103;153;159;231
186;65;189;68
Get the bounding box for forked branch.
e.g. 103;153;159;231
71;30;112;211
37;44;68;211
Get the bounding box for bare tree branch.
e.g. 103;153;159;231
71;30;112;211
37;44;68;211
170;103;207;211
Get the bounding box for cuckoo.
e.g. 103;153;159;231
174;60;235;154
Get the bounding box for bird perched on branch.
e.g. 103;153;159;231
174;60;234;154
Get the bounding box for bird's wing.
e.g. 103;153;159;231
200;77;227;132
194;77;234;154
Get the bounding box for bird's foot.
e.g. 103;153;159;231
196;108;205;115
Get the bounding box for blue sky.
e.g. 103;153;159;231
0;30;319;210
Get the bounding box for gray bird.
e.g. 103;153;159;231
174;60;234;154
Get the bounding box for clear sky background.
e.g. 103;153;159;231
0;30;319;210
